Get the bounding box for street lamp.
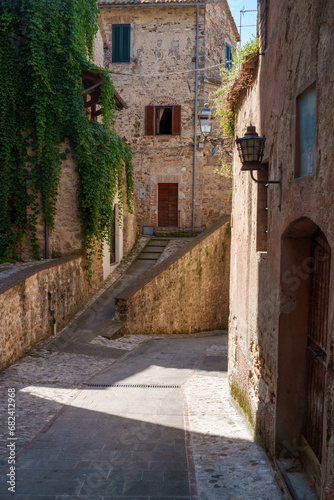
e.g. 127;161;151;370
236;125;282;211
236;125;265;171
198;107;213;136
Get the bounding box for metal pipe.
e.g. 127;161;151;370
192;5;199;232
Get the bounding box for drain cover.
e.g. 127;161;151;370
86;383;180;389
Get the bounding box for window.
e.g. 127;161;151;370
112;24;131;63
225;43;232;70
145;105;181;136
296;84;316;177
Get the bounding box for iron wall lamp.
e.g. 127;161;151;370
236;125;282;211
236;125;265;170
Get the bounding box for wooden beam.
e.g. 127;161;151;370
82;81;102;94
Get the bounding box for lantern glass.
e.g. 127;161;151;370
200;117;212;134
198;108;213;136
236;126;266;171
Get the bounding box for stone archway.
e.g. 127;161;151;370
276;217;331;497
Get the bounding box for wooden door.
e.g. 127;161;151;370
304;229;331;462
158;183;178;227
110;206;116;264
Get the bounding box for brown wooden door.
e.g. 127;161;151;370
304;229;331;462
110;205;116;264
158;183;178;227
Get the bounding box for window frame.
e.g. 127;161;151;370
295;82;317;178
112;24;131;63
145;105;181;136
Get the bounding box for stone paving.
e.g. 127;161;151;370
0;235;284;499
0;332;284;499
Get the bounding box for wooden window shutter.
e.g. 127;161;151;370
225;43;232;70
112;24;130;63
112;25;120;62
172;105;181;135
145;106;155;135
122;24;131;62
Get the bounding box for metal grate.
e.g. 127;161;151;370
86;383;180;389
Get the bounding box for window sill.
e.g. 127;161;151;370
294;173;315;182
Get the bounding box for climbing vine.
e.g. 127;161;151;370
0;0;133;274
214;36;259;138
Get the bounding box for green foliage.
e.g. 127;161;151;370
214;37;259;138
0;0;133;276
213;160;232;179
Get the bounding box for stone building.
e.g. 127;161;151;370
18;23;137;280
228;0;334;498
98;0;238;232
0;24;137;370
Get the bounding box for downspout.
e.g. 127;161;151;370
192;4;199;232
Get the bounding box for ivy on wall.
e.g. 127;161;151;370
0;0;133;274
214;37;259;138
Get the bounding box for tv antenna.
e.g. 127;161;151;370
239;6;257;45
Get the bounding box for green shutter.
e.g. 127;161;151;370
112;24;130;63
225;43;232;70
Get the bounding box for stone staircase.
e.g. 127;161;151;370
137;238;169;261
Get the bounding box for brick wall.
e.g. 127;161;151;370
115;217;230;334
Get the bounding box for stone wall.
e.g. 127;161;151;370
115;216;230;334
0;254;103;371
100;3;237;230
122;197;138;257
50;141;82;257
228;0;334;496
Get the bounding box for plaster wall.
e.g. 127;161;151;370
229;0;334;495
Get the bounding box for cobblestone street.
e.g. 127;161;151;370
0;327;283;499
0;236;284;499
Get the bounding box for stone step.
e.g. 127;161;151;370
143;246;165;253
147;240;169;247
137;253;161;260
98;319;125;340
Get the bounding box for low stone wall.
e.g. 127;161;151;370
0;255;103;370
115;216;231;335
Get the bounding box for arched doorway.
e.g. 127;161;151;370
276;217;331;497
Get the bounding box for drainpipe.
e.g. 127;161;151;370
192;4;199;232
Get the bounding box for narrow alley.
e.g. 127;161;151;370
0;220;322;499
0;237;282;499
0;330;282;500
2;0;333;498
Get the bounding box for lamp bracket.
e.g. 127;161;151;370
249;161;282;211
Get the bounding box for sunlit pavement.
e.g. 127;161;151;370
0;331;283;499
